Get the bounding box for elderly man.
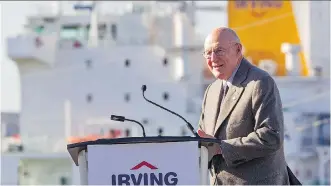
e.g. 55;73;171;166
197;27;290;185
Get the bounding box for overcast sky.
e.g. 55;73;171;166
0;1;223;112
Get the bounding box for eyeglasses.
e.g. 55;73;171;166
203;43;238;59
202;49;227;59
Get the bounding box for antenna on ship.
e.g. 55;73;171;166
168;1;226;53
88;1;99;48
188;1;226;27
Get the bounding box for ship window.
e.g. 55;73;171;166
186;98;196;113
109;129;116;137
18;145;24;152
124;93;130;102
163;92;169;101
306;169;312;178
85;24;107;40
61;25;80;40
124;59;130;67
142;118;149;125
111;24;117;40
158;127;164;136
163;58;168;66
181;126;187;136
295;169;299;176
4;122;19;137
23;170;29;177
86;94;93;103
125;129;131;137
60;176;68;185
98;24;106;40
34;26;44;34
43;17;56;23
85;59;92;68
100;129;105;136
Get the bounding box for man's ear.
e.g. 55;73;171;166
237;44;242;55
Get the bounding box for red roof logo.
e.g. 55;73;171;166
131;161;158;170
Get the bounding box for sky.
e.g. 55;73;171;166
0;1;226;113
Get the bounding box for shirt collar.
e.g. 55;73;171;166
223;60;242;87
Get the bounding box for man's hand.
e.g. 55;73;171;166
197;129;222;162
198;129;216;139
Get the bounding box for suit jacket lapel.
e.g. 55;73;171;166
210;79;223;134
214;86;244;136
213;58;251;136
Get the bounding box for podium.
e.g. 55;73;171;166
67;136;221;185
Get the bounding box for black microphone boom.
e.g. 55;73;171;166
110;115;146;137
141;85;198;137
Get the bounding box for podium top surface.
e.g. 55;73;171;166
67;136;221;166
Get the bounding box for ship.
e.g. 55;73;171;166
2;1;330;185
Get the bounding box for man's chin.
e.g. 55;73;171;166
213;71;225;80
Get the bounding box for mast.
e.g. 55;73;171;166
73;1;99;48
88;1;99;48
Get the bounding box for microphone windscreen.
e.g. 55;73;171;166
142;85;147;92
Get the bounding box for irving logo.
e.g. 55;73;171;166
130;161;158;170
235;0;283;18
111;161;178;185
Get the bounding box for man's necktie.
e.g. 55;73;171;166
221;83;229;104
214;82;229;138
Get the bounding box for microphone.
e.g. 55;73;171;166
110;115;146;137
141;85;199;137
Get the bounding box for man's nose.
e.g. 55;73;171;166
210;51;217;62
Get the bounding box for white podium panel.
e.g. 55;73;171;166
87;141;200;185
